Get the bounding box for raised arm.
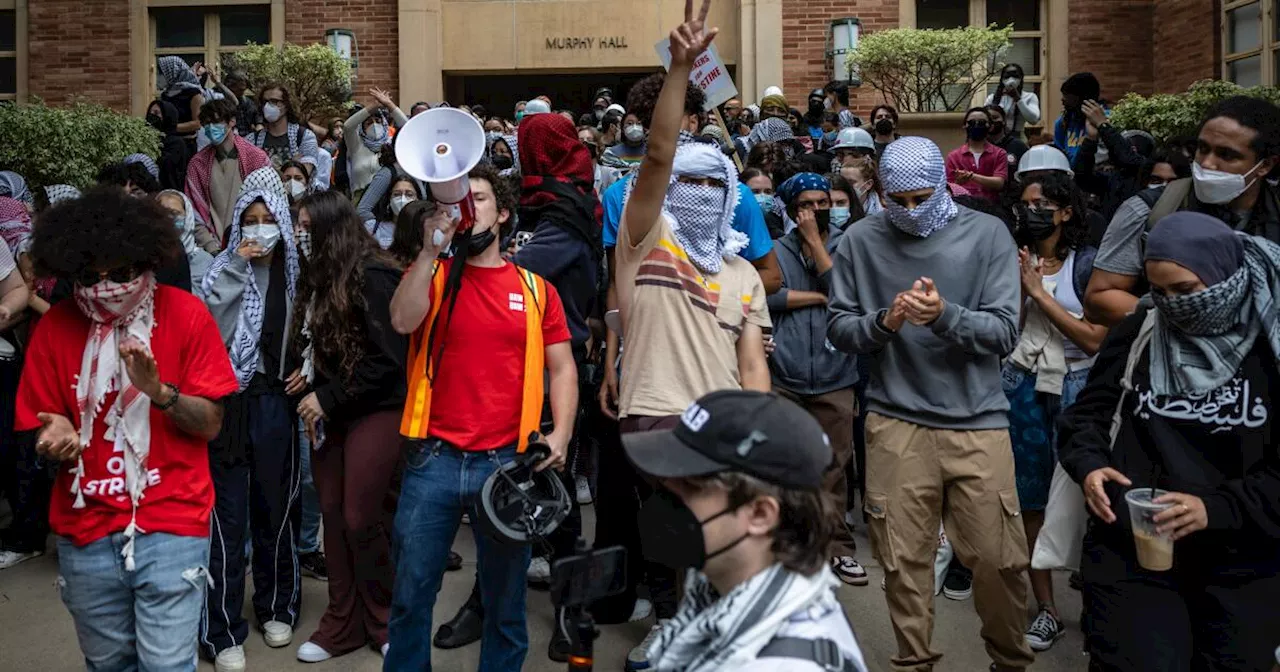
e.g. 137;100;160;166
622;0;718;247
390;209;458;334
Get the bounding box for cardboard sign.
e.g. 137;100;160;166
655;39;739;111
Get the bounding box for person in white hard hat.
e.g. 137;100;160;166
1015;144;1074;183
830;128;877;172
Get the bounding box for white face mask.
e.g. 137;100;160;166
624;124;646;144
391;195;414;217
263;103;284;124
286;179;307;199
241;224;281;253
1192;160;1264;205
1003;77;1020;89
295;228;312;259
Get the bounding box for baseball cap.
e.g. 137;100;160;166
622;390;832;491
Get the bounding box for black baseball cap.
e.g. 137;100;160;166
622;390;832;491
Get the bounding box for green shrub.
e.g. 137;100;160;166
1109;79;1280;142
0;100;161;191
849;25;1014;113
223;44;352;123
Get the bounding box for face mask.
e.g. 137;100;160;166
492;154;514;170
594;109;605;121
808;100;824;114
637;487;747;570
286;179;307;200
1148;182;1167;190
814;209;831;229
1192;160;1264;205
362;123;388;153
204;123;229;145
390;195;413;217
263;103;284;124
295;228;312;259
1151;270;1248;336
1021;208;1058;241
515;111;525;123
146;113;164;131
822;131;838;147
823;98;833;111
874;119;895;136
74;274;149;319
465;226;497;255
966;123;989;142
1003;76;1020;89
240;223;281;253
754;192;774;213
830;206;850;228
624;124;646;145
886;189;953;238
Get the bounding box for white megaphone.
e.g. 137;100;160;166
395;107;486;232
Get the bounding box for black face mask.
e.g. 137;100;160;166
637;487;747;570
146;113;164;131
1021;208;1058;241
465;226;498;255
807;100;824;114
966;123;990;141
874;119;895;136
492;154;514;170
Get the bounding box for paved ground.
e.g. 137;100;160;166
0;505;1086;671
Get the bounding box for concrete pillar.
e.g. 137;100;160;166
399;0;443;104
753;0;783;100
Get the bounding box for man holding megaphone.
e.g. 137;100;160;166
385;163;580;670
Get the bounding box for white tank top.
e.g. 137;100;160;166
1042;249;1088;361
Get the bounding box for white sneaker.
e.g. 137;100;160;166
575;475;593;504
626;620;669;671
629;598;653;622
214;645;246;672
461;512;471;525
263;620;293;648
0;549;42;570
296;641;331;663
527;556;551;584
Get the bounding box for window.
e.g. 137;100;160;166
911;0;1047;109
150;5;270;84
0;8;16;101
1222;0;1277;86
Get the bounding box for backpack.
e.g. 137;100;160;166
758;637;861;671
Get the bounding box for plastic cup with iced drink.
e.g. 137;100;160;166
1125;488;1175;571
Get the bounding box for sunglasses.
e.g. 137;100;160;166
76;267;138;287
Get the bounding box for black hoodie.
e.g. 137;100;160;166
1058;305;1280;567
148;98;191;191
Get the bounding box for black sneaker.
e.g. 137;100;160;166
1025;607;1065;652
942;565;972;601
300;551;328;581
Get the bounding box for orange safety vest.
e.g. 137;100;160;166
399;260;547;452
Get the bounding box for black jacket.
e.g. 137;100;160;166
312;262;409;426
1074;124;1145;222
1058;306;1280;565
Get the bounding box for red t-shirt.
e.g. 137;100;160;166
425;260;570;450
16;286;239;546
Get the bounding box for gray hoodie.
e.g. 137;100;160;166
827;207;1019;430
767;226;859;396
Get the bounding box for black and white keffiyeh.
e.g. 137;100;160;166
158;56;201;97
44;184;81;205
646;564;843;672
202;189;299;390
242;166;288;201
745;117;796;153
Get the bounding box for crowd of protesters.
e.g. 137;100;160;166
0;2;1278;671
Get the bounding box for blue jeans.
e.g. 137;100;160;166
386;440;531;671
57;532;209;672
298;420;322;555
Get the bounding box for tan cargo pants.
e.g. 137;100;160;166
863;412;1035;672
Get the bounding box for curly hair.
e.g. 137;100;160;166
96;161;160;195
1019;171;1090;260
746;141;790;180
682;472;836;576
470;162;517;224
291;190;399;385
32;186;180;279
624;72;707;128
199;98;237;125
257;82;298;123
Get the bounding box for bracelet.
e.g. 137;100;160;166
153;382;181;411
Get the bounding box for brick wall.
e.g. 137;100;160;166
1067;0;1155;102
28;0;132;111
1153;0;1219;93
781;0;897;117
286;0;399;105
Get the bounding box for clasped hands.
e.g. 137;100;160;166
881;277;945;332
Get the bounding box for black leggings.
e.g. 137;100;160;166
1081;524;1280;672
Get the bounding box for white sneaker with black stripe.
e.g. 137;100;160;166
1025;607;1065;651
830;556;869;586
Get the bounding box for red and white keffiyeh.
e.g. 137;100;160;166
72;272;158;571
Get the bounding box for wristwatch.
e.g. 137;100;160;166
153;382;181;411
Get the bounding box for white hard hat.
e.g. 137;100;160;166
762;86;784;99
524;99;551;115
605;103;626;116
1016;145;1074;178
832;127;875;151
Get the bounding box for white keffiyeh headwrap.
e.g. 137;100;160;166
71;273;158;571
624;142;747;274
202;190;299;390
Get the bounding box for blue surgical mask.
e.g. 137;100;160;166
754;192;774;213
204;123;228;145
830;206;850;228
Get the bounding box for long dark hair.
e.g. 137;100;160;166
292;190;399;384
1019;172;1089;260
374;174;424;224
1136;147;1192;188
390;199;433;266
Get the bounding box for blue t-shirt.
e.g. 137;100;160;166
601;175;773;262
